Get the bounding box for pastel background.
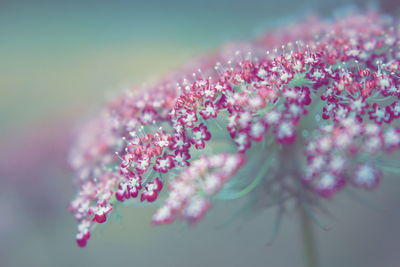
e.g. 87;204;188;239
0;1;399;267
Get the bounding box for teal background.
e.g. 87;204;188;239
0;1;399;267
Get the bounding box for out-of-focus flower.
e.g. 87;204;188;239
69;12;400;247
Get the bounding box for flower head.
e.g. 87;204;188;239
69;12;400;246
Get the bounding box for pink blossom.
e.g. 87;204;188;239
69;12;400;247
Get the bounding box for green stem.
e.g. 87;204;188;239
216;156;273;200
377;164;400;174
299;205;319;267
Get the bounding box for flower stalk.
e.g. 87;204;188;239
300;205;318;267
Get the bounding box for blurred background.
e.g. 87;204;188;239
1;0;399;266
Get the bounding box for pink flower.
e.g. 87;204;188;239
182;196;210;223
351;163;382;190
200;101;218;119
368;103;392;124
141;178;163;202
173;150;191;167
115;174;142;202
76;220;91;247
68;12;400;247
178;109;198;128
191;123;211;149
92;204;112;224
153;154;175;173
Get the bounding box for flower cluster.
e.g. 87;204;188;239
303;117;399;197
152;153;244;224
69;12;400;247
